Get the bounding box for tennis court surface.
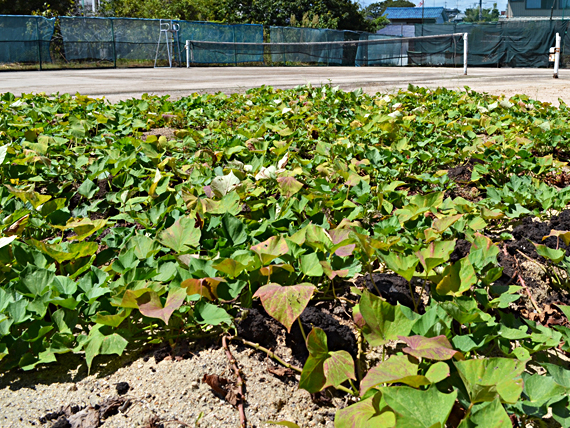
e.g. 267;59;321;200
1;66;568;104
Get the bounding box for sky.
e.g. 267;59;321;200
357;0;508;13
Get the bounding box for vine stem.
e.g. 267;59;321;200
228;336;357;397
222;335;247;428
229;336;302;374
511;252;542;314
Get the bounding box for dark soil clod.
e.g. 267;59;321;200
115;382;130;395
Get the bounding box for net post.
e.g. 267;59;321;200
36;18;42;71
186;40;190;68
554;32;561;79
463;33;468;76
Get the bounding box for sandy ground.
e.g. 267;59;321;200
0;66;568;105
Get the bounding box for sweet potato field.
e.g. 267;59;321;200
3;85;570;427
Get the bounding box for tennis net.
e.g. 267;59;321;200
184;33;467;69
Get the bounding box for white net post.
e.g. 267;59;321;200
463;33;468;76
186;40;190;68
554;32;561;79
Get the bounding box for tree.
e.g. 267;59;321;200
216;0;374;32
365;0;416;19
99;0;218;21
464;2;500;22
0;0;74;16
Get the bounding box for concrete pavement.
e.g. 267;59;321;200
0;66;567;104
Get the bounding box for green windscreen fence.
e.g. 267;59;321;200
413;21;570;68
1;14;570;69
0;15;54;65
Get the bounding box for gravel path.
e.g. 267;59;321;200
0;342;343;428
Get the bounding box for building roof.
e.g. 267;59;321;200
383;7;448;20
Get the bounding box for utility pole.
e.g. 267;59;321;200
479;0;483;21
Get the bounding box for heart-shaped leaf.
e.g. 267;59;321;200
399;335;462;361
455;357;525;404
359;290;417;346
253;283;316;332
158;216;201;253
136;288;187;325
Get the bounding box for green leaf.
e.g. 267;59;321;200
467;398;511;428
222;213;248;246
194;300;232;325
299;354;326;393
454;358;525;404
424;361;450;384
213;258;247;278
415;240;456;274
136;288;187;325
380;386;457;428
253;283;316;332
359;290;416;347
533;243;565;264
29;239;98;263
158;216;201;253
77;179;98;199
436;257;477;297
468;233;499;270
127;235;159;259
17;266;55;297
251;236;289;265
380;252;418;281
82;325;128;373
299;252;324;277
399;335;462;361
335;393;396;428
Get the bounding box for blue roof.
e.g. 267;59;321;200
383;7;447;20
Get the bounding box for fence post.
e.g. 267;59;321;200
463;33;468;75
110;18;117;69
36;18;42;71
554;32;561;78
233;26;237;66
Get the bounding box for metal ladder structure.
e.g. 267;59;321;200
154;20;181;68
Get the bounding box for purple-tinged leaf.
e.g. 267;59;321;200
277;176;303;198
253;283;316;332
360;355;420;395
323;350;356;389
399;335;462;361
320;261;349;280
137;288;187;325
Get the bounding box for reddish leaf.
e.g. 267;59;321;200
399;335;461;361
320;261;349;280
181;277;225;301
136;288;186;325
254;283;316;332
323;350;356;389
277;176;303;198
